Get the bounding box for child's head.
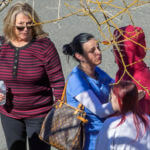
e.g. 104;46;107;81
111;80;138;114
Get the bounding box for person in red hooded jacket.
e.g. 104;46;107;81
112;25;150;115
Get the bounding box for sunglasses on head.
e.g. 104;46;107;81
15;25;33;31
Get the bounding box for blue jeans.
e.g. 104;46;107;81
1;114;50;150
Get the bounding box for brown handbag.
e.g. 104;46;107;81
39;82;88;150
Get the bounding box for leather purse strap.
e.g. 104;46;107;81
60;81;85;111
60;81;67;102
58;81;88;123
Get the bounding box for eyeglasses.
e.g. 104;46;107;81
15;25;33;31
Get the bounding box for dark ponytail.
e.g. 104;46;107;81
63;43;74;56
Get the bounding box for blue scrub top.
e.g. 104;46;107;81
66;66;114;150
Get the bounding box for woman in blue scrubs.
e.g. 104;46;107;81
63;33;115;150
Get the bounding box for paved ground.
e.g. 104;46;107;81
0;0;150;149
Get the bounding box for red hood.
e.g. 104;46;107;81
113;25;146;70
113;25;147;81
113;25;150;114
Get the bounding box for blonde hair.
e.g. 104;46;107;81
3;2;48;42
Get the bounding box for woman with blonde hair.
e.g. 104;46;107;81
0;2;64;150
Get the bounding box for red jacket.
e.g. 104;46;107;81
113;25;150;114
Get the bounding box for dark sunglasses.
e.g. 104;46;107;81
15;25;33;31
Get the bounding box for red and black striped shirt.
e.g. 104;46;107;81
0;36;65;119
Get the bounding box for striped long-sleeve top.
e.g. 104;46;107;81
0;36;65;119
